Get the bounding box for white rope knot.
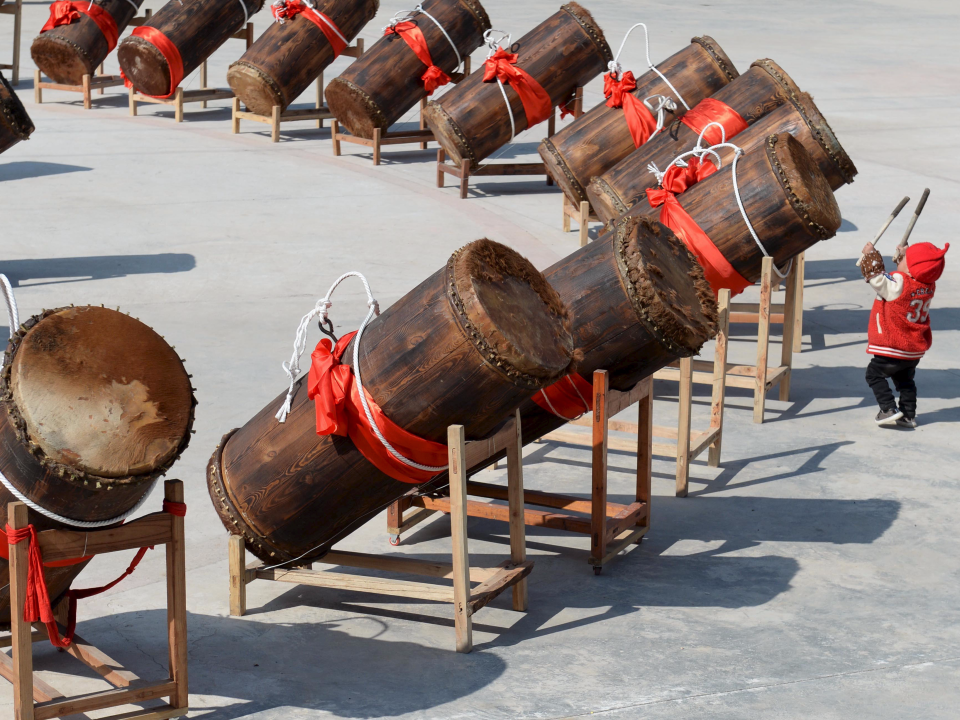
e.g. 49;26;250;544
612;22;690;111
646;162;665;185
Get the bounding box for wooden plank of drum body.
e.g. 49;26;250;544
588;59;807;225
208;239;575;564
539;36;739;206
31;0;146;85
117;0;265;98
423;2;613;166
633;133;842;282
0;72;34;155
325;0;491;139
228;0;378;116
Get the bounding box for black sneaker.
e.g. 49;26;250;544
896;416;917;428
876;408;903;426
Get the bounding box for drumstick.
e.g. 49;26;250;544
856;196;910;267
892;189;930;262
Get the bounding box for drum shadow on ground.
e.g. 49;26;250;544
0;253;196;288
24;608;503;719
0;161;91;182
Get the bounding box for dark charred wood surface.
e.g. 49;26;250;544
118;0;265;97
31;0;145;85
423;3;612;165
539;36;738;206
0;72;33;155
228;0;378;115
588;61;805;224
325;0;490;138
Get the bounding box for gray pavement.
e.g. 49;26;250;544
1;0;959;717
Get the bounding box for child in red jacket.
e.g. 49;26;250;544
860;240;949;427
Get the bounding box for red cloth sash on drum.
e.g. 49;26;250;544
483;47;553;129
308;331;448;484
603;71;660;148
272;1;347;57
679;97;748;147
384;21;451;95
41;1;119;52
120;26;184;98
4;500;185;649
646;163;751;295
532;373;594;420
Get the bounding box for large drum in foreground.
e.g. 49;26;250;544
208;239;575;564
632;133;842;286
588;92;858;224
118;0;264;97
0;72;34;155
325;0;491;139
539;35;738;207
228;0;378;116
588;59;807;225
31;0;146;85
0;307;195;622
423;3;612;167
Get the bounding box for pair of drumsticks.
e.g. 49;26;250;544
856;189;931;267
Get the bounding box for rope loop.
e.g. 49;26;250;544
608;22;690;111
1;273;19;338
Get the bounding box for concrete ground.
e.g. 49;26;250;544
2;0;959;717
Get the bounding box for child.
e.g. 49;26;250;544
860;240;949;427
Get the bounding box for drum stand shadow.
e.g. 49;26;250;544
232;40;363;142
331;57;472;166
1;480;189;720
229;414;531;654
129;22;254;122
390;372;652;574
436;89;583;199
0;0;22;85
561;194;600;247
34;10;153;110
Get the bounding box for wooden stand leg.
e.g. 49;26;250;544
448;425;472;653
506;409;527;611
754;257;773;423
437;149;445;188
637;385;652;531
590;370;609;570
372;127;381;165
165;480;188;710
562;196;571;232
174;88;184;123
97;63;105;94
11;0;21;85
129;86;136;116
200;60;208;109
459;159;470;200
229;534;247;617
708;289;731;467
545;112;556;186
419;97;428;150
793;251;805;353
332;119;341;156
780;259;798;402
9;502;35;720
675;357;693;498
271;106;281;143
82;74;91;109
33;69;40;104
579;200;590;247
231;97;240;134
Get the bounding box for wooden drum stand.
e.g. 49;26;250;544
129;23;254;122
232;40;364;142
332;57;472;166
229;416;531;654
436;89;583;199
1;480;188;720
34;10;153;110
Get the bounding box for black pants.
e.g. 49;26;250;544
866;356;920;417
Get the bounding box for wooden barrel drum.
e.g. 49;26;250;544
31;0;146;86
118;0;265;97
539;35;738;207
324;0;491;139
0;307;195;623
207;239;575;564
423;3;613;167
228;0;378;116
0;72;33;155
587;59;813;224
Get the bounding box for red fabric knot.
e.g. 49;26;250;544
603;70;660;147
272;1;346;56
41;1;119;53
679;97;748;148
307;332;447;484
603;70;637;109
532;374;594;420
162;500;187;517
483;47;553;128
385;21;451;95
658;155;718;195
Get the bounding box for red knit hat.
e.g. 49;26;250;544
906;242;949;283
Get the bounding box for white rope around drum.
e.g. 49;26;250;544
609;23;690;112
537;377;589;422
0;277;157;529
483;29;516;140
384;5;463;73
237;0;250;26
275;273;449;474
303;0;348;46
